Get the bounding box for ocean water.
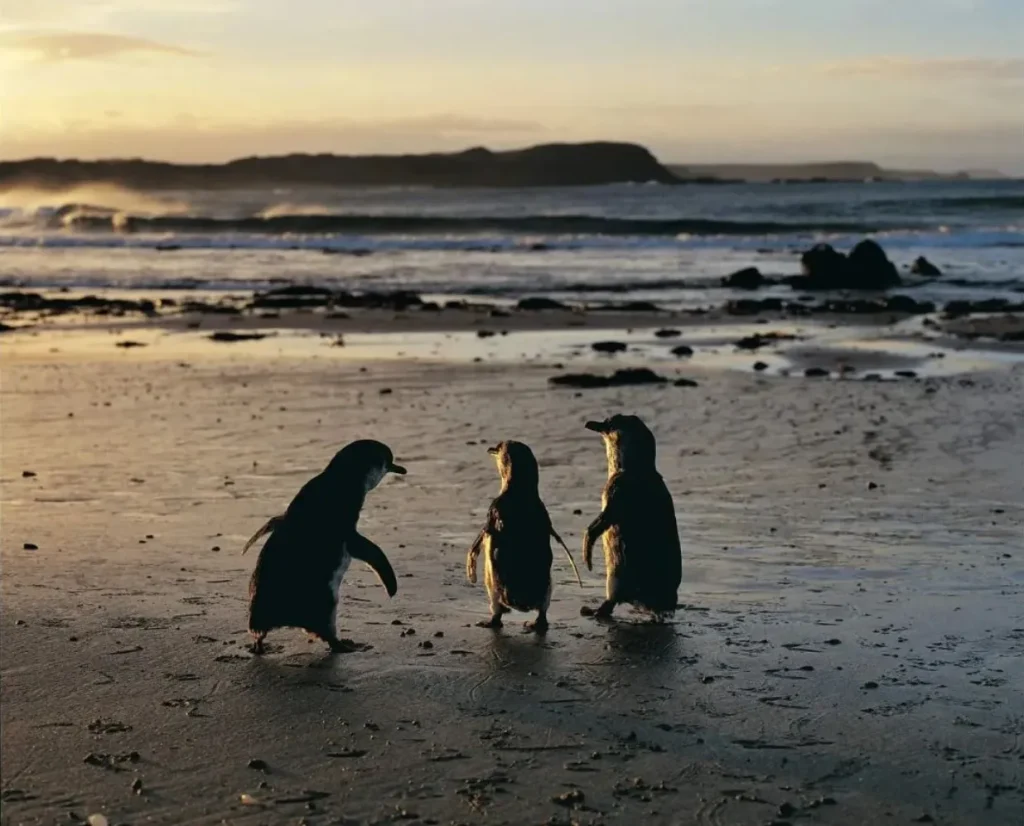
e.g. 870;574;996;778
1;180;1021;309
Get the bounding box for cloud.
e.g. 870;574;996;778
1;0;238;27
1;31;200;62
822;56;1024;81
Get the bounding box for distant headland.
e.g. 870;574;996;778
0;143;678;190
0;144;1006;190
670;161;1006;183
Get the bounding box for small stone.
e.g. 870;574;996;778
23;543;38;550
753;361;768;371
805;367;829;378
778;802;796;816
131;778;143;794
433;631;444;638
419;640;433;650
247;758;268;771
867;482;878;490
380;388;393;395
862;681;879;689
552;789;585;806
211;546;220;552
22;470;36;478
701;675;714;684
87;816;108;826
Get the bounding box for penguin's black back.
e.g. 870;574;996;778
248;465;368;634
603;469;681;613
485;487;554;611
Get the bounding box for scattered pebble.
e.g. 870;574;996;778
23;543;38;550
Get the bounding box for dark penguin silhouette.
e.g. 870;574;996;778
466;440;581;633
580;415;681;620
243;440;406;653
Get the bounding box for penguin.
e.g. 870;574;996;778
466;440;581;633
243;439;406;653
580;415;681;620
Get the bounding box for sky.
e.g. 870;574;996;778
1;0;1022;172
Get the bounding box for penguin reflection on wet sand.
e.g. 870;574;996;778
467;440;582;633
243;440;406;654
580;415;681;621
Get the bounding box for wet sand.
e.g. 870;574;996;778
2;332;1023;825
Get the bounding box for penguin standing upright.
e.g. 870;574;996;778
466;440;580;633
580;415;681;620
243;439;406;653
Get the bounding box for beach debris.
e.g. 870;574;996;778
549;368;667;389
591;340;627;353
207;331;270;343
911;256;942;276
722;266;771;290
671;344;694;356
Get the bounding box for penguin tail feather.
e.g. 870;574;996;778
242;514;285;555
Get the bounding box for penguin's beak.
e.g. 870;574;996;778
388;462;407;475
585;420;607;433
486;445;499;455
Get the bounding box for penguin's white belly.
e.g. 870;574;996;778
330;551;352;601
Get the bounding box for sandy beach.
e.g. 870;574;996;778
2;312;1022;826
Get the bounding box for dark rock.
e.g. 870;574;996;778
182;300;241;315
790;240;900;291
250;285;334;309
591;300;662;312
805;367;830;377
115;340;147;348
726;298;783;315
489;309;510;318
722;266;769;290
517;297;570;311
654;328;681;338
0;291;157;317
885;295;934;314
549;368;668;389
335;290;423;311
23;542;38;550
591;340;627;354
247;758;268;771
911;256;941;276
476;330;496;338
670;344;694;357
22;471;36;478
673;378;699;387
753;361;769;371
847;239;900;289
207;332;269;343
734;332;797;350
419;301;440;312
895;370;918;379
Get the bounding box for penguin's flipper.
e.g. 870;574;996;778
242;513;286;555
348;533;398;597
550;527;583;588
466;529;486;584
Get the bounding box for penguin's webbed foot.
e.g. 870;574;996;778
476;615;503;629
581;600;616;620
250;633;266;655
523;615;548;635
327;637;372;654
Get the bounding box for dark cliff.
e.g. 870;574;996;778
0;142;680;189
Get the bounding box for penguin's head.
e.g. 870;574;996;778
326;439;406;492
585;414;657;473
486;440;539;489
